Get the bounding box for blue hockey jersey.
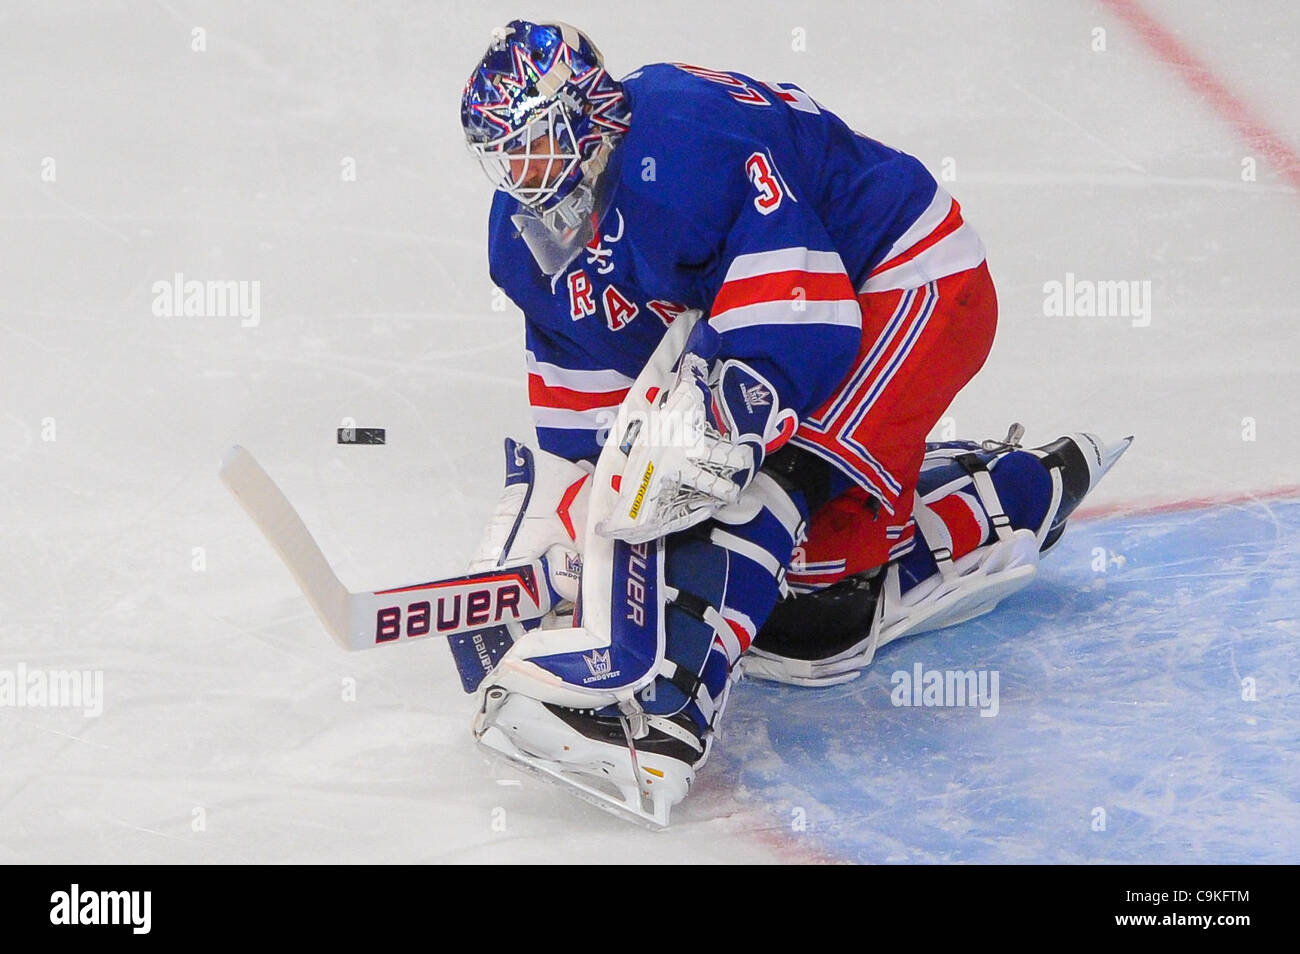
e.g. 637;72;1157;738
487;62;981;477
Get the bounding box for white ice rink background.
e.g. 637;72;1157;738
2;1;1297;862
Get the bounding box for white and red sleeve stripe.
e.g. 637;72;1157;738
526;352;633;430
709;247;862;334
858;187;986;294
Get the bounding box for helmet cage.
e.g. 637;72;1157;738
468;94;585;212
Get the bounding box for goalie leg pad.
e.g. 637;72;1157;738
642;486;803;728
496;477;806;717
475;476;808;825
486;535;669;710
897;431;1132;590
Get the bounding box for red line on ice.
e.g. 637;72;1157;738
1074;483;1300;522
1098;0;1300;191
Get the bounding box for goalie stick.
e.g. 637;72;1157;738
218;445;554;651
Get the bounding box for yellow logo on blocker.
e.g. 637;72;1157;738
628;461;655;518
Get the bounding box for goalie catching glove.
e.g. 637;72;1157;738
597;323;798;543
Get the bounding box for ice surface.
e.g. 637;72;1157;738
727;500;1300;862
1;1;1296;862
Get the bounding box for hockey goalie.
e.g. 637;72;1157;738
457;20;1130;826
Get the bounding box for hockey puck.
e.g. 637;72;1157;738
337;427;386;445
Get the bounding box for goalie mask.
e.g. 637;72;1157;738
461;20;631;275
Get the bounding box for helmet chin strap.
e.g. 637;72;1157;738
542;183;593;233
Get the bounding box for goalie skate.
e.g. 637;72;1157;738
879;526;1041;644
743;530;1040;686
743;432;1133;686
473;686;706;829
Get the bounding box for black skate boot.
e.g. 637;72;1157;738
1030;432;1133;553
749;567;885;675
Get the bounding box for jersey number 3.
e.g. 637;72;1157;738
745;152;784;215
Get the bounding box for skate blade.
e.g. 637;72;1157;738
739;656;863;687
477;727;673;831
882;563;1037;645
